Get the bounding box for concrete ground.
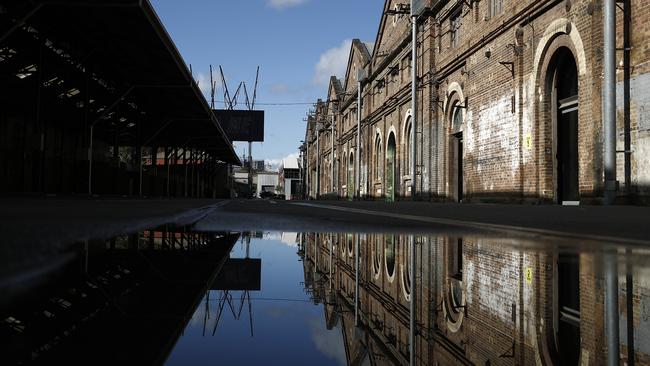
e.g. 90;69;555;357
3;197;649;290
198;199;650;245
0;197;225;286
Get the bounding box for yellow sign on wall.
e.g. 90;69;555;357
525;134;533;150
525;267;533;284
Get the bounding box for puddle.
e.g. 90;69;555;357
1;228;649;365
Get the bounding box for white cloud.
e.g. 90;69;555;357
309;319;346;365
194;72;221;100
269;83;290;94
313;39;352;86
267;0;307;10
266;152;300;171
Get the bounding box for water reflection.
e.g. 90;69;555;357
299;233;650;366
3;230;650;365
1;227;240;365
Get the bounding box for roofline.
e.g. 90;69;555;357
141;0;240;165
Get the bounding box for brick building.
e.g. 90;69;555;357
300;232;650;365
304;0;649;205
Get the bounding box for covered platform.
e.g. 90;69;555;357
0;0;240;197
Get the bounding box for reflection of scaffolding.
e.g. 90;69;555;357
203;233;259;338
201;289;254;337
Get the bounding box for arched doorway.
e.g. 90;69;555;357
550;48;579;203
386;132;397;202
449;99;464;202
348;151;355;200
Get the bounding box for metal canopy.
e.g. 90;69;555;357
1;0;240;164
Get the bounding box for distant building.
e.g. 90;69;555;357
252;160;265;172
255;171;279;198
280;157;301;200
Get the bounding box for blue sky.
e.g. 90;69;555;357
150;0;382;168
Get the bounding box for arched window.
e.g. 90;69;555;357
452;103;463;132
375;134;382;180
404;119;412;176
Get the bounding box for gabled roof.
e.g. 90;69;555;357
370;0;412;68
342;39;372;96
326;76;343;115
327;76;343;101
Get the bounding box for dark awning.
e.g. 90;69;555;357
0;0;240;164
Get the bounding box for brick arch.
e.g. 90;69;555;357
534;28;587;365
533;19;587;79
443;81;466;131
535;32;585;203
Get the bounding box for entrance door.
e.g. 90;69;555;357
452;132;463;202
554;50;579;203
386;133;396;202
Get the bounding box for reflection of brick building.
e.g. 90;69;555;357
304;0;650;204
300;233;650;365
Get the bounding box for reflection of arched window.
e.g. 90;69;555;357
347;233;354;257
401;236;413;301
443;238;464;331
372;236;382;278
385;235;396;279
375;134;382;180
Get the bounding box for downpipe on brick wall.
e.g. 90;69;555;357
603;1;620;366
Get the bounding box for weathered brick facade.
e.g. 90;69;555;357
303;0;650;204
300;233;650;365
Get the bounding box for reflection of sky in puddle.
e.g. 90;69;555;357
166;234;346;366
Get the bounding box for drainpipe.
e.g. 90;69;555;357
410;3;419;363
356;76;363;200
409;235;416;366
354;234;359;327
411;4;418;202
605;251;620;366
604;0;617;205
603;2;620;363
331;113;335;194
316;125;320;199
306;140;310;199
